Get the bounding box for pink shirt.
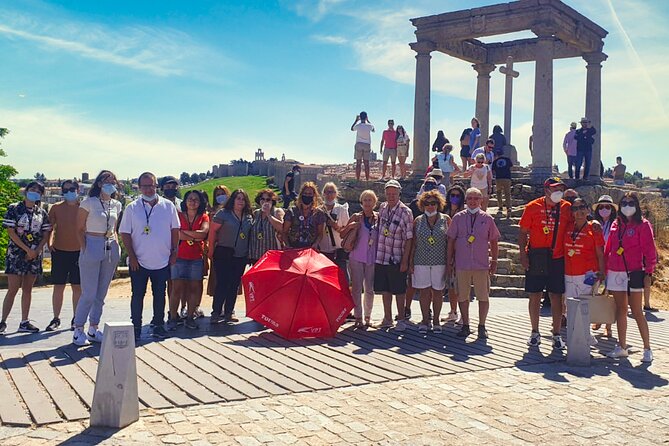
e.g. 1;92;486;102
382;129;397;149
604;218;656;274
447;209;500;271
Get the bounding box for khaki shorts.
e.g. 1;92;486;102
456;269;490;302
397;144;409;158
382;148;397;163
354;142;371;161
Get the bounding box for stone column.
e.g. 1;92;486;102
410;41;435;176
499;56;519;145
473;63;496;145
531;32;554;182
584;52;607;180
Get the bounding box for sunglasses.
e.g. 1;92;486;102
62;187;77;193
571;205;587;211
424;201;438;206
450;194;461;198
598;205;612;210
620;201;635;206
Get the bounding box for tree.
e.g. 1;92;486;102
0;129;21;267
190;173;199;184
34;172;46;182
180;172;190;185
198;172;207;182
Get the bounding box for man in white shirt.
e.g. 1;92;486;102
351;111;375;181
120;172;180;342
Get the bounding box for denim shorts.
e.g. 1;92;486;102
170;258;204;281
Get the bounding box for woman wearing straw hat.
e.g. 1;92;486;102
591;195;617;337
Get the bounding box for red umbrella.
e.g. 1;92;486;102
242;248;354;339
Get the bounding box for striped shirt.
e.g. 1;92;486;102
375;201;413;265
249;208;283;261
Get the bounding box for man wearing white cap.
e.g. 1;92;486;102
374;180;414;330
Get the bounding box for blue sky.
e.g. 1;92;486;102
0;0;667;179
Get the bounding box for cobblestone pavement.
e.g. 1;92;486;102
2;347;668;446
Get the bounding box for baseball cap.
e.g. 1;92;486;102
570;121;577;128
384;179;401;190
161;176;179;188
543;176;565;188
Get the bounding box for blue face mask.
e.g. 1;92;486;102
64;191;77;201
216;194;228;205
26;191;41;202
101;184;117;196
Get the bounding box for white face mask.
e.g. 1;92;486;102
425;210;438;217
468;206;480;214
325;199;336;206
621;205;636;217
550;191;564;203
598;208;612;219
142;194;158;202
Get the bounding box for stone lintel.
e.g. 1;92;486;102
436;40;487;64
435;37;582;65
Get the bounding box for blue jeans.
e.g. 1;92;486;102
130;264;170;330
567;155;578;179
575;150;592;179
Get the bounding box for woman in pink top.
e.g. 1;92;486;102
604;192;657;362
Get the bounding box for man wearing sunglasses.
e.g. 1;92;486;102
45;180;82;331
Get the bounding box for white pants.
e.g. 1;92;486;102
349;259;375;320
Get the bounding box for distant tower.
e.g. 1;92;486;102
82;172;90;182
255;148;265;161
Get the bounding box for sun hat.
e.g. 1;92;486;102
592;194;618;212
428;168;444;178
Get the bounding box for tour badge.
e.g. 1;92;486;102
298;215;305;221
186;240;194;246
616;246;624;256
257;232;263;240
568;249;575;257
383;228;390;237
542;226;550;235
427;236;435;245
368;237;374;246
26;233;34;242
143;225;151;235
240;232;246;240
467;235;476;244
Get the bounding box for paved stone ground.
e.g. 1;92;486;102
1;350;667;446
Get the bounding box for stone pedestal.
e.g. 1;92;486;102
90;322;139;428
504;145;519;166
411;41;435;176
566;298;591;367
584;52;607;180
531;33;554;183
473;63;496;142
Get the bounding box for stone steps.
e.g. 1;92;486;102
490;286;527;298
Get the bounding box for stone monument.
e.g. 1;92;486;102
410;0;608;183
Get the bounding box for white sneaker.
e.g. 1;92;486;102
641;349;653;363
394;320;407;332
552;335;566;350
607;345;629;359
446;312;458;323
72;328;89;346
86;329;104;343
527;332;541;346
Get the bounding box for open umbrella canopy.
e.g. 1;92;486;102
242;248;354;339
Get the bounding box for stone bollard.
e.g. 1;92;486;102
90;322;139;428
566;298;591;366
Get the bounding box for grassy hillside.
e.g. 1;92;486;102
182;176;276;204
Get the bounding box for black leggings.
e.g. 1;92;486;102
213;247;247;316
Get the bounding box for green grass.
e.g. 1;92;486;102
182;176;275;203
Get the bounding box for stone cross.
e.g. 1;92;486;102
499;56;519;145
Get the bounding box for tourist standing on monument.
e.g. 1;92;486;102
519;177;573;349
282;182;326;249
351;112;375;181
562;122;578;179
46;180;81;332
205;185;231;305
463;154;492;211
72;172;123;345
319;183;350;280
447;187;500;339
207;189;253;324
442;185;466;325
166;190;209;331
374;180;414;330
591;195;617;337
120;172;180;341
344;190;379;328
0;181;51;335
469;118;481;155
492;153;513;219
459;128;473;171
281;165;301;209
432;144;460;186
489;125;507;157
380;119;397;180
574;117;597;180
613;156;626;186
528;125;534;158
249;189;284;263
604;193;656;362
396;125;410;179
409;190;450;334
431;130;449;152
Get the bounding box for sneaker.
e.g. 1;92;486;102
418;324;429;334
445;312;459;324
641;349;653;363
18;320;39;333
45;318;61;332
166;318;179;331
86;329;104;343
457;325;472;338
527;332;541;346
552;335;566;350
433;324;443;334
210;313;225;324
224;314;239;323
194;307;205;319
72;328;89;346
152;325;168;339
134;328;142;345
404;307;411;320
477;325;488;339
180;307;188;319
607;345;629;359
0;321;6;335
394;320;407;332
376;319;393;329
184;317;199;330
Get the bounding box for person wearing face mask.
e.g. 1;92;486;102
409;190;450;334
72;171;123;345
160;176;182;208
120;172;180;342
519;177;574;349
318;183;350;281
205;185;231;305
45;180;82;332
447;188;500;339
249;189;284;263
416;173;447;199
441;185;466;325
431;144;460;186
463;154;492;211
283;182;326;249
604;193;657;362
1;181;51;335
591;195;616;337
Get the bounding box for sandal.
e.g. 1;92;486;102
433;324;443;334
592;323;601;330
418;324;428;334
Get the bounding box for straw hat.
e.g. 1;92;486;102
592;195;618;212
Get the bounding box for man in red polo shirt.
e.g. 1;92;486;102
380;119;397;180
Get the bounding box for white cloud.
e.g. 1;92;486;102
286;0;350;22
311;34;348;45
